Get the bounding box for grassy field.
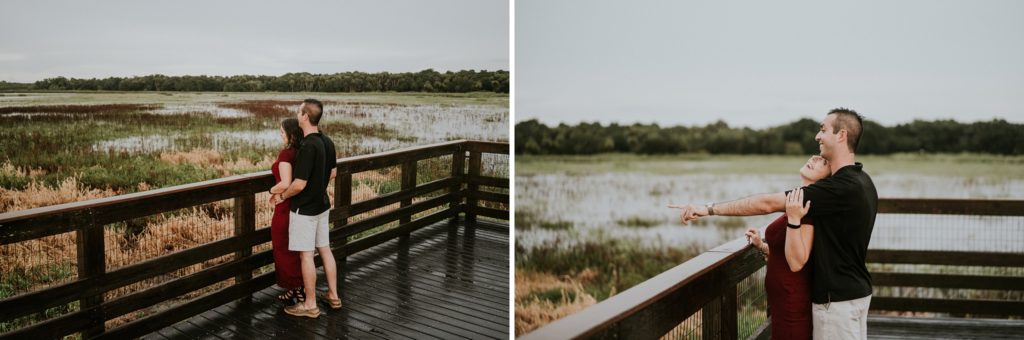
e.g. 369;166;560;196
0;91;508;336
514;153;1024;335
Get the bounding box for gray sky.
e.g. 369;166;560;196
516;0;1024;128
0;0;508;82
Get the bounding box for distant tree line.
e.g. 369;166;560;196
15;69;509;93
516;118;1024;155
0;81;32;91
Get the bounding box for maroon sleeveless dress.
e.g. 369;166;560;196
271;148;302;289
764;214;812;340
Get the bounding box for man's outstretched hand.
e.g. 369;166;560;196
667;203;709;225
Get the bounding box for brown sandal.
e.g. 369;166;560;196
277;288;305;303
284;304;320;318
324;295;342;309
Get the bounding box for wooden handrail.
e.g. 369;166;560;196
0;140;510;339
521;197;1024;339
520;239;762;339
878;198;1024;216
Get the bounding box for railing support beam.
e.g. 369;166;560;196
702;284;738;340
466;150;482;227
233;195;255;296
450;149;466;228
77;220;106;338
335;171;352;270
400;161;417;240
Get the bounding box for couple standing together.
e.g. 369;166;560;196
267;99;342;318
672;108;878;340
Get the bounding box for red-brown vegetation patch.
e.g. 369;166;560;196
0;104;160;115
324;101;408;108
217;100;299;118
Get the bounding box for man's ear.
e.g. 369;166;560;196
836;129;847;144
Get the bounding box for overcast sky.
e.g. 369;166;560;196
517;0;1024;127
0;0;508;82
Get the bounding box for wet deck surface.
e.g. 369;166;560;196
867;315;1024;339
145;219;509;339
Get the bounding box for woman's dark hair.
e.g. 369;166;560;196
281;118;303;149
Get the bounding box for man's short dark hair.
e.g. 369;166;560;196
303;98;324;125
827;107;864;152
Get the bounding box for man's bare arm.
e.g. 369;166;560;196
280;179;308;200
668;192;786;225
715;193;786;216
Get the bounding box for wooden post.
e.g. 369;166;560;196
466;150;482;227
400;161;417;240
450;149;466;227
77;220;106;338
702;285;738;340
233;195;255;287
335;171;352;269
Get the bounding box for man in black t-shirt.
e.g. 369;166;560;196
273;99;342;318
669;108;877;340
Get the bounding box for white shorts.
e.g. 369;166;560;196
288;209;331;251
812;294;871;340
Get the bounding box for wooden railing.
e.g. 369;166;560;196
520;198;1024;340
868;199;1024;318
0;140;509;339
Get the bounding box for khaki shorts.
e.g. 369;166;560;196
288;210;330;251
812;295;871;340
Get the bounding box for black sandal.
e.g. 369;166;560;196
277;288;306;303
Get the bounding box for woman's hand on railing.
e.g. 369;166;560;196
744;228;767;256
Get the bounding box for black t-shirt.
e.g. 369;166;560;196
291;132;337;215
789;162;878;304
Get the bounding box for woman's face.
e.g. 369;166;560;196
800;155;831;182
279;126;288;145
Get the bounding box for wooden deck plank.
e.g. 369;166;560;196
348;238;510;305
347;236;509;289
328;278;507;337
248;289;397;340
193;312;262;340
149;218;509;339
342;261;510;323
169;320;218;340
342;232;509;314
867;315;1024;339
316;287;460;339
404;234;511;278
210;298;312;339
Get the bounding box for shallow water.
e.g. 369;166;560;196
331;103;508;143
81;98;508;155
92;134;179;153
516;170;1024;252
152;103;249;118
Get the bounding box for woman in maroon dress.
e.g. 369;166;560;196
745;155;830;340
269;118;305;303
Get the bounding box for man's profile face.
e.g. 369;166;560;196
297;103;308;126
816;114;839;160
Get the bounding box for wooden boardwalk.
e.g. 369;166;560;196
144;219;509;340
867;316;1024;340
